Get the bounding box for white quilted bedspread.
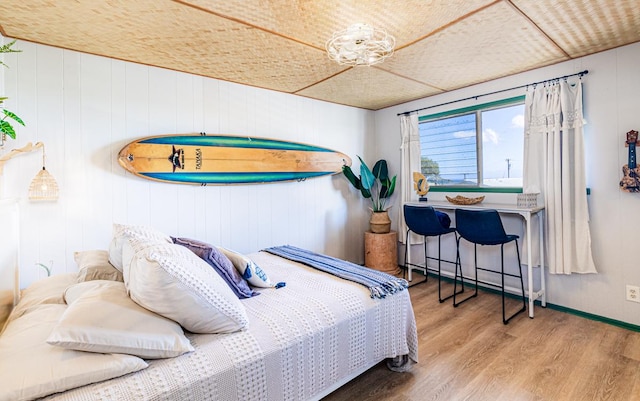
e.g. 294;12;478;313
45;252;418;401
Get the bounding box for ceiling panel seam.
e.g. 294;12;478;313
504;0;572;59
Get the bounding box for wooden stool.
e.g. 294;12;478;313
364;231;399;274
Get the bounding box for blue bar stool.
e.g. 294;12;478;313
453;208;526;324
403;204;459;302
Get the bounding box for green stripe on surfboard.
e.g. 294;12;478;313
141;135;331;152
144;171;331;184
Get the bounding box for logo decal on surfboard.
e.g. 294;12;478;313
168;146;185;172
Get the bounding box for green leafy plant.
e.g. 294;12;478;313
0;40;24;140
342;156;396;212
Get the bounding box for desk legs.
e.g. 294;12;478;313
539;210;546;308
523;210;546;318
525;214;534;318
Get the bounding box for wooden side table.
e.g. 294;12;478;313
364;231;399;274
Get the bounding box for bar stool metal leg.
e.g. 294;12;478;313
403;229;427;286
438;234;463;303
453;236;477;307
501;240;527;324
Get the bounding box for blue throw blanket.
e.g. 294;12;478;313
263;245;408;299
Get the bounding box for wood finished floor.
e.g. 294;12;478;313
323;277;640;401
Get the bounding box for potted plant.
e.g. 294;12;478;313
342;156;396;233
0;40;25;146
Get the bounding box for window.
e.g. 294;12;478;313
418;96;525;188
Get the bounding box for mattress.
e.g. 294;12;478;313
23;251;418;400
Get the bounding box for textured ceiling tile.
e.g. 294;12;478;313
511;0;640;58
0;0;344;93
297;67;443;110
0;0;637;110
180;0;496;49
381;1;569;91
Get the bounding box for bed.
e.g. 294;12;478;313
0;225;418;401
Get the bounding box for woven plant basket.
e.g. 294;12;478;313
369;210;391;233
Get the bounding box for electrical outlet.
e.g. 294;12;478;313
626;285;640;303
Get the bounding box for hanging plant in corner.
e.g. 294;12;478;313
0;40;25;146
342;156;396;233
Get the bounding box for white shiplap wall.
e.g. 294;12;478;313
6;36;638;327
0;39;374;288
375;41;640;326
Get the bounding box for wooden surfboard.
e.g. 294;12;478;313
118;133;352;185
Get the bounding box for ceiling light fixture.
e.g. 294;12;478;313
326;23;395;66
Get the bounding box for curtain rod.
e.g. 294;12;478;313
397;70;589;116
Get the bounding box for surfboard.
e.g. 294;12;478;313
118;133;352;185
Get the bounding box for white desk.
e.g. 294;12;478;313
406;201;546;318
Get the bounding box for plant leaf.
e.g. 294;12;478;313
372;159;389;181
0;40;19;54
387;176;396;198
379;172;397;199
0;40;21;68
342;165;362;190
3;109;25;126
0;120;17;139
358;156;375;190
380;178;390;198
359;187;372;199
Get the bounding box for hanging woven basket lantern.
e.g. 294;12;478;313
28;166;59;201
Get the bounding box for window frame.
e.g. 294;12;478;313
418;95;526;193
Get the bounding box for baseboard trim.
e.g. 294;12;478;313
539;302;640;333
402;265;640;333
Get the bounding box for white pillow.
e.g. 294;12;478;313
48;281;194;359
108;223;172;272
218;247;275;288
75;249;123;283
4;273;77;326
127;242;249;334
0;304;147;401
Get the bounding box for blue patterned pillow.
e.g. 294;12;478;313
171;237;258;299
217;247;285;289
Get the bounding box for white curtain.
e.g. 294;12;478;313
399;113;421;244
523;80;597;274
